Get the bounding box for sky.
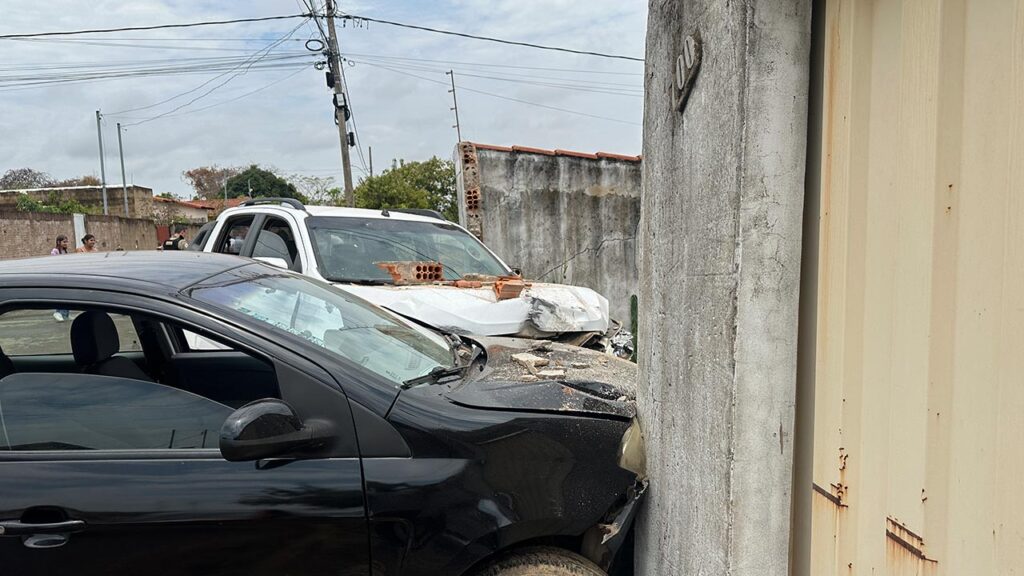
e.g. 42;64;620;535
0;1;647;198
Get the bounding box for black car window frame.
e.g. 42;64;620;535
0;288;359;461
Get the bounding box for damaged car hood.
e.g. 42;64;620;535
338;282;610;338
445;337;637;419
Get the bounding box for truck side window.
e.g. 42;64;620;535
252;217;302;270
216;216;255;255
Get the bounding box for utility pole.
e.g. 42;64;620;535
446;70;463;142
324;0;355;206
369;146;373;177
95;110;109;215
116;123;129;217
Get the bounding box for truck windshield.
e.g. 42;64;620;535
306;216;509;283
189;267;452;386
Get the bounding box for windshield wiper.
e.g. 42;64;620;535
401;365;465;389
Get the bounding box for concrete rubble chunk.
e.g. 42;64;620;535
570;362;590;369
512;353;550;372
536;369;566;379
520;375;539;382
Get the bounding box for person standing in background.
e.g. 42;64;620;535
50;235;70;322
76;234;98;253
162;228;188;251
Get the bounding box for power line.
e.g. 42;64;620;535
0;14;310;40
336;14;644;62
0;54;310;89
10;37;301;52
342;52;644;76
346;55;643;89
349;57;643;97
363;61;641;127
120;66;309;122
0;62;309;92
107;30;308;115
122;21;308;126
339;61;369;175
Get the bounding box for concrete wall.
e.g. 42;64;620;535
810;1;1024;574
0;211;199;259
637;1;811;575
456;143;641;324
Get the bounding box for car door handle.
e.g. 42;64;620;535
0;520;87;536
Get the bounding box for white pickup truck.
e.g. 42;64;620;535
190;198;617;346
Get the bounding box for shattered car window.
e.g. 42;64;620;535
306;216;509;282
190;268;451;385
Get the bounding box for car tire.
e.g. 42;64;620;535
473;546;607;576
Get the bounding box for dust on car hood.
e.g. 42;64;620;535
338;282;610;338
444;336;637;419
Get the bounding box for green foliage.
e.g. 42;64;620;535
225;165;305;202
354;157;457;220
157;192;175;199
15;192;96;214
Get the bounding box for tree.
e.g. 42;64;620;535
354;157;457;220
225;165;305;201
183;165;240;200
53;175;101;187
0;168;54;190
289;174;343;205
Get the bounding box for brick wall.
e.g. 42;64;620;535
0;211;74;258
0;211;201;260
84;214;159;252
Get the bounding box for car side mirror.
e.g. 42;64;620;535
511;267;523;277
219;399;330;461
254;256;289;270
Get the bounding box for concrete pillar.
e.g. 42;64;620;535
636;1;812;575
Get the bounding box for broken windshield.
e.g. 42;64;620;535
306;216;509;283
190;267;452;386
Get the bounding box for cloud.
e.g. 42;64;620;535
0;1;647;197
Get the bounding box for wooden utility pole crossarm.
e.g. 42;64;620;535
324;0;355;206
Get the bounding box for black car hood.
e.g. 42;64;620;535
444;337;637;419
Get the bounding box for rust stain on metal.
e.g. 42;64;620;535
886;517;937;565
493;275;529;300
813;482;846;508
375;261;444;285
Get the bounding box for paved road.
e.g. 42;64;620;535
0;309;140;356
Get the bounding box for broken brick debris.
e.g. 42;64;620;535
494;275;529;300
375;261;444;285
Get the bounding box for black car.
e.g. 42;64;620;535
0;251;645;576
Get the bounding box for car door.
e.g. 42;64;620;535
0;290;369;576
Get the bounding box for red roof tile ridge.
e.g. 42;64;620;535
554;149;599;159
465;142;640;162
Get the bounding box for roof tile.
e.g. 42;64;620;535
466;142;640;163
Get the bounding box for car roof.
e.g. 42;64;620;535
222;203;449;224
0;251;251;291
